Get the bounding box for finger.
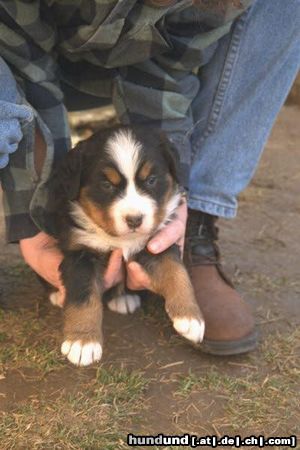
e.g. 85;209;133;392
103;249;123;289
147;214;186;254
177;236;185;258
126;261;151;291
147;200;187;254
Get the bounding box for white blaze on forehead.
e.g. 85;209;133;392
106;129;141;180
106;129;157;235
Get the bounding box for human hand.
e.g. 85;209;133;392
126;198;187;290
19;232;124;307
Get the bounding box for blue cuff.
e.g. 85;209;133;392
0;101;33;169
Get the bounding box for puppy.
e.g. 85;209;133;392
45;125;205;366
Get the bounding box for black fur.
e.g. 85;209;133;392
46;126;178;304
60;251;109;306
40;125;206;366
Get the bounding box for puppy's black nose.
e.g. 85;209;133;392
125;214;143;229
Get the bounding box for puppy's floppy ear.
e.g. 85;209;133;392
42;142;86;237
51;137;92;201
160;132;180;183
46;141;85;216
56;146;83;201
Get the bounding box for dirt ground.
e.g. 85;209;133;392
0;103;299;449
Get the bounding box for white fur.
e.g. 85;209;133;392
106;129;141;181
158;191;182;230
49;291;63;308
110;183;156;236
61;340;103;366
106;129;157;235
70;187;181;260
70;202;149;260
173;317;205;343
108;294;141;314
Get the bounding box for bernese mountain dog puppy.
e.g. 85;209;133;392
45;125;205;366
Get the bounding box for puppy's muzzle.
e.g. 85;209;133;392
125;214;144;230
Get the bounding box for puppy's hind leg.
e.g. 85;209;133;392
135;246;205;344
106;283;141;315
60;251;105;367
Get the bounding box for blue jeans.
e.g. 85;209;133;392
189;0;300;217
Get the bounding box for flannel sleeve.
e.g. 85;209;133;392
0;3;70;242
0;56;39;242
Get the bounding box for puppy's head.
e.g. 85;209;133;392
75;125;181;238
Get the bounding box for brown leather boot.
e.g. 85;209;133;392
184;209;257;355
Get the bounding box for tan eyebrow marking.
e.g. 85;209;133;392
138;161;153;181
103;167;122;185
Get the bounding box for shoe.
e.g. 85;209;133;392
184;209;258;355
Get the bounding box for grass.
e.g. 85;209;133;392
1;305;299;446
0;305;149;448
175;328;300;435
0;366;149;449
0;309;63;374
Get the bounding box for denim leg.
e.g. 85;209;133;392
189;0;300;218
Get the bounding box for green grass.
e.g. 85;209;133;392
0;366;149;449
0;310;63;373
95;366;148;403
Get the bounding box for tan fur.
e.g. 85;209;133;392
138;161;153;181
64;283;103;344
79;188;118;236
103;167;122;185
147;255;203;323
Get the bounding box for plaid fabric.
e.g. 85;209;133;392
0;0;252;242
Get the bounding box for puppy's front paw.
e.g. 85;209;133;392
108;294;141;314
61;340;103;366
173;317;205;343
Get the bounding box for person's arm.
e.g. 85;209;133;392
0;56;40;241
0;2;63;242
0;8;67;293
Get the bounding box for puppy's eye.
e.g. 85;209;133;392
145;175;157;187
101;180;115;191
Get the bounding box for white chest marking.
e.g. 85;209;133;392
70;202;149;260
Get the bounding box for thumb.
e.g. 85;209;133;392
126;261;151;291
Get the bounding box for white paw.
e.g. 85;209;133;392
108;294;141;315
49;291;63;308
173;317;205;343
61;340;103;366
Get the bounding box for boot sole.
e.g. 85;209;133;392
199;329;259;356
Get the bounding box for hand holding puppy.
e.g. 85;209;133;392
19;233;123;306
19;199;187;303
